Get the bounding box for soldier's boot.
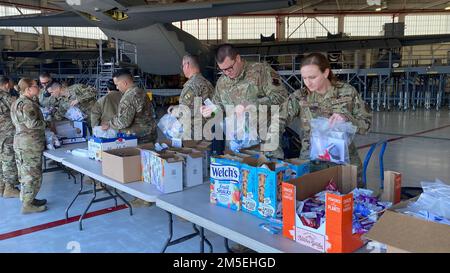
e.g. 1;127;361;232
0;184;4;197
3;184;20;198
32;199;47;206
21;202;47;214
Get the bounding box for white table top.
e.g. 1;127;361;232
43;142;88;163
156;183;320;253
61;154;162;202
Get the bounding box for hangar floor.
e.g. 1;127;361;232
0;109;449;253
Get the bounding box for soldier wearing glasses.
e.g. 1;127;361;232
38;72;53;108
201;43;288;159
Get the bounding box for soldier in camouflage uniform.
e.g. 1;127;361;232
169;54;213;139
202;44;288;159
46;83;70;122
102;70;156;144
90;79;122;127
284;53;372;187
38;72;53;108
0;76;20;198
11;78;47;213
47;82;97;128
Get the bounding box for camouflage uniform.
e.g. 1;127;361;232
38;87;52;108
0;90;19;192
90;91;122;127
67;84;97;127
11;95;46;204
109;85;156;144
49;95;70;121
213;61;288;158
285;82;372;187
178;73;213;139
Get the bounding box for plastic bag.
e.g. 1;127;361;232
40;107;54;121
157;113;184;140
225;112;260;153
310;117;357;164
400;179;450;221
92;126;117;138
45;129;61;150
64;106;86;121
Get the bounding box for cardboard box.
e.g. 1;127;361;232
140;147;183;193
88;135;138;161
55;120;86;138
162;140;211;180
282;165;365;253
172;148;203;188
55;121;87;144
102;148;142;183
240;158;259;215
138;143;155;183
282;159;310;181
365;198;450;253
193;141;212;180
381;171;402;205
210;156;242;211
239;157;286;220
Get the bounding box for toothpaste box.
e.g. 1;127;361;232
210;157;242;211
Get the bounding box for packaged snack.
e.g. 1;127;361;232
210;157;241;211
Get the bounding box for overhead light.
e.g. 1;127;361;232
375;7;382;11
445;6;450;10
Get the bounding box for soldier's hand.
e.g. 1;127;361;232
70;99;79;107
101;123;110;130
328;113;347;127
201;105;212;118
235;104;246;117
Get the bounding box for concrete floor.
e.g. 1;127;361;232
0;109;449;253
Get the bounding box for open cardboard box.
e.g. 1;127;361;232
240;157;286;220
364;197;450;253
102;147;142;183
282;165;365;253
139;144;184;193
171;148;203;188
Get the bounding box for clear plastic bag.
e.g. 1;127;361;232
40;107;54;122
157;113;184;140
92;126;117;138
310;117;357;164
45;129;61;150
225;112;260;153
403;179;450;220
64;106;86;121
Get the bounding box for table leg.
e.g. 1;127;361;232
193;225;213;253
224;238;235;253
114;188;133;216
160;212;207;253
65;172;83;220
161;211;174;253
79;174;96;231
200;227;204;253
102;184;118;207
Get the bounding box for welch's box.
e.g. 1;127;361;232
209;157;242;211
88;135;138;161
